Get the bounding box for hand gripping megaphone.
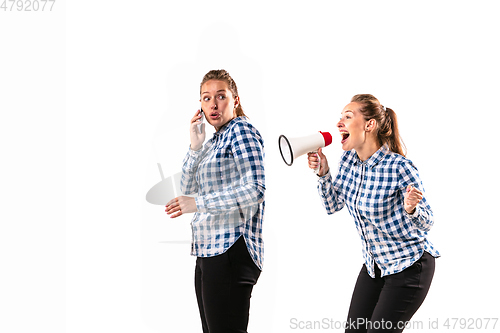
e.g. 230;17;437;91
278;131;332;174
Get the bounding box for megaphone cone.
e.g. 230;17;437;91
279;131;332;166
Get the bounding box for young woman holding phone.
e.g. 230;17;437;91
166;69;265;333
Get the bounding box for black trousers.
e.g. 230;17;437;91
194;237;261;333
345;252;435;333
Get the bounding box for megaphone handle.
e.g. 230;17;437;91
310;149;320;175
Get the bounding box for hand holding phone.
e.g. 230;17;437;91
190;109;206;151
197;109;205;134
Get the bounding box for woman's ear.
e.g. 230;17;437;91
365;119;377;131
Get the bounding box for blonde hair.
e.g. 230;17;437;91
351;94;406;156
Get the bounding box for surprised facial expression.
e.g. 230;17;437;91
200;80;239;131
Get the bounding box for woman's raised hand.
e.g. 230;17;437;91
404;185;423;214
190;110;205;151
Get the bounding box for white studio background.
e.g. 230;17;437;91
2;0;499;332
0;2;66;333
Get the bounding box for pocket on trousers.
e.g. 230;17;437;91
385;259;422;288
228;237;261;285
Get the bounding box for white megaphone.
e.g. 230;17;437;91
279;131;333;174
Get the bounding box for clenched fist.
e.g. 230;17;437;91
404;185;423;214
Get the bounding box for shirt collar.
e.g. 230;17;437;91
353;145;390;168
213;116;246;136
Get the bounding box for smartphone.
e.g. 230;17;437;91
197;108;205;134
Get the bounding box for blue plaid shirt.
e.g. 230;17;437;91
318;146;439;278
181;117;265;270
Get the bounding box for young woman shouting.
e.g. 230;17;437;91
308;94;439;333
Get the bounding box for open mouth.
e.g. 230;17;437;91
209;112;220;120
340;131;350;144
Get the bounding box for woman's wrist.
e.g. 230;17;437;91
190;144;202;151
317;168;329;177
405;206;417;215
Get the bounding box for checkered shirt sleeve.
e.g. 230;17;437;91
318;148;440;278
180;117;265;270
